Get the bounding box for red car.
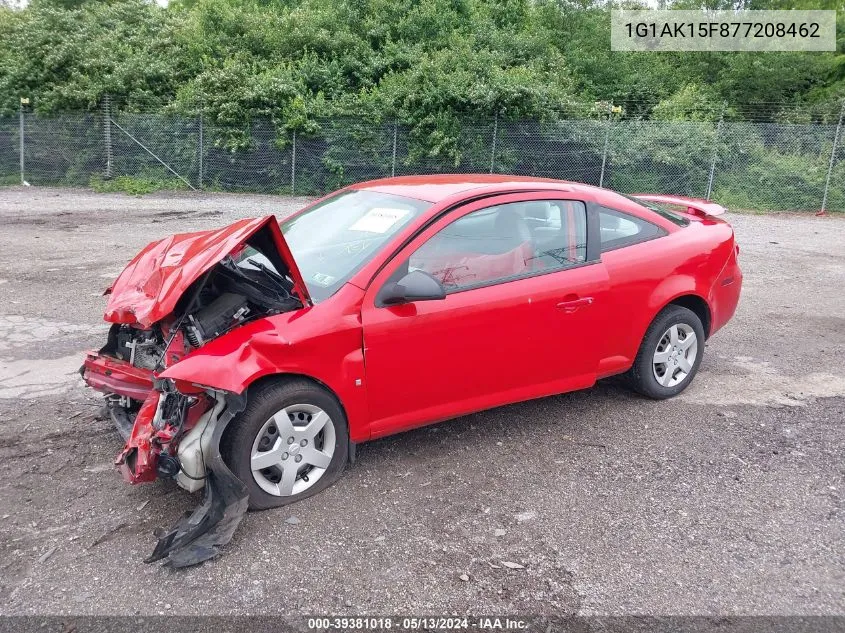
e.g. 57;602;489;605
81;175;742;566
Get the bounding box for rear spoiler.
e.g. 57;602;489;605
633;194;726;217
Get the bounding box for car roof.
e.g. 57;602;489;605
350;174;603;204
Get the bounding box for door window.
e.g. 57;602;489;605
407;200;587;291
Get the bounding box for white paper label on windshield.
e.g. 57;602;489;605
312;272;336;286
349;208;410;234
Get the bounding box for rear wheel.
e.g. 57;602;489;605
221;378;349;510
627;305;705;399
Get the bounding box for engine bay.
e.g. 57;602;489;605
107;248;302;375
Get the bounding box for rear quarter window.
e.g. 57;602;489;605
615;193;690;227
598;207;667;253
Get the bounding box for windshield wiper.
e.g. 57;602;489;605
246;257;291;291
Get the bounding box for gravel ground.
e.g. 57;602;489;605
0;186;843;616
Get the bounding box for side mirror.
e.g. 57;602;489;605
379;270;446;306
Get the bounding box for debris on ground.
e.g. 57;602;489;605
37;546;57;563
89;522;129;548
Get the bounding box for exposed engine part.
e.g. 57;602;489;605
104;248;302;378
115;326;164;371
162;390;189;422
151;388;192;431
176;256;300;349
84;223;300;567
156;453;181;479
185;292;250;347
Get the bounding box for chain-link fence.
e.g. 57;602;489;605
2;103;844;211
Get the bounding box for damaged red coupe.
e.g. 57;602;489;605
81;175;742;566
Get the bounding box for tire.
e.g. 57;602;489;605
627;304;705;400
220;378;349;510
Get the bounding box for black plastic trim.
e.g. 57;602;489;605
145;392;249;568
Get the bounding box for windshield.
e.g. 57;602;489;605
281;190;432;302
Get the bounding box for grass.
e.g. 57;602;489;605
90;175;187;196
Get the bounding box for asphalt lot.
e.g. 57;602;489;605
0;186;843;616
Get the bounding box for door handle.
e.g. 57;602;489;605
556;296;594;313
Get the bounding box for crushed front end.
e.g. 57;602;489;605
81;321;200;484
80;216;310;566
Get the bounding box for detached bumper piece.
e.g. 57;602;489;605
146;462;248;568
145;393;248;568
81;351;154;402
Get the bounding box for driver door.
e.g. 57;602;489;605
360;192;610;439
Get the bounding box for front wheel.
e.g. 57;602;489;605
221;378;349;510
627;305;705;399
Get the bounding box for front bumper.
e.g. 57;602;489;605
81;351;161;483
81;351;250;567
81;351;154;401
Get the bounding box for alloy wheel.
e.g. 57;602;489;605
250;404;336;497
652;323;698;388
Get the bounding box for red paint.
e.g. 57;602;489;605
358;191;611;437
81;352;154;401
115;391;160;483
352;174;567;203
632;194;727;217
84;176;742;481
115;391;211;483
160;282;371;443
104;216;310;328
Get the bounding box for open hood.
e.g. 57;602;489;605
104;216;310;327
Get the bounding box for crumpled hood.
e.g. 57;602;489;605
104;215;309;327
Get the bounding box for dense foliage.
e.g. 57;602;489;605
1;0;844;209
1;0;844;124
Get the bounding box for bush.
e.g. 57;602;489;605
90;175;187;195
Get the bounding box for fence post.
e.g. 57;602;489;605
18;97;26;185
706;102;727;201
197;111;204;190
391;119;398;178
821;100;845;214
489;111;499;174
599;105;613;188
291;129;296;195
103;94;112;179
